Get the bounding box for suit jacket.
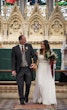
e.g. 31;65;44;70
11;43;37;74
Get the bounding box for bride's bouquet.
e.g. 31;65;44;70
45;51;58;61
45;51;58;77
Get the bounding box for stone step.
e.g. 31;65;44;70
0;81;67;99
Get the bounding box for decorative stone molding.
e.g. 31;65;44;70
28;41;62;44
2;41;18;45
0;4;67;48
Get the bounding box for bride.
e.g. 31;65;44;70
33;40;57;107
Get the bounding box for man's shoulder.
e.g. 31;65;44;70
12;45;19;49
26;43;31;46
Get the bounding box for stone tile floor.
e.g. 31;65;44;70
0;98;67;110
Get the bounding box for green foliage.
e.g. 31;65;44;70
55;1;67;6
6;2;14;6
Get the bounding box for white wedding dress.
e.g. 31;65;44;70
33;50;57;105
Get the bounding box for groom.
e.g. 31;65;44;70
11;35;37;105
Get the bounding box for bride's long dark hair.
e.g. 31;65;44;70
40;40;51;54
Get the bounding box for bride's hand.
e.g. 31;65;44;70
30;64;34;69
30;63;37;70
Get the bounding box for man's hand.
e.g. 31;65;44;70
12;71;16;76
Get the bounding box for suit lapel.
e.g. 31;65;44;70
25;44;29;60
17;45;22;56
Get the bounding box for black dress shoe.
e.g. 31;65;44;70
20;98;25;105
20;102;25;105
25;98;28;103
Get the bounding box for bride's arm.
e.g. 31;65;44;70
35;50;39;68
30;50;39;70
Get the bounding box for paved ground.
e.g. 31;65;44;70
0;98;67;110
0;84;67;110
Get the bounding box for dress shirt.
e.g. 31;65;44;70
19;44;28;67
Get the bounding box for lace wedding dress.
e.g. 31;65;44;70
33;50;57;105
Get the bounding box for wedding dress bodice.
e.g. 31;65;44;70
38;52;48;64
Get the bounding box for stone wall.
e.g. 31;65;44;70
0;4;66;49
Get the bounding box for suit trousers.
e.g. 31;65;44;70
16;67;32;103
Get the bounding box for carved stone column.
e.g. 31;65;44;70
19;0;26;16
0;0;1;14
47;0;53;16
23;22;28;40
17;0;19;6
45;21;49;40
66;34;67;44
3;22;8;40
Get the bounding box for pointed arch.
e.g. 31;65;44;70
31;3;42;16
7;4;24;41
48;5;66;41
49;5;65;25
28;13;45;42
28;3;45;42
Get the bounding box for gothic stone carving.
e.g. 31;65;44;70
0;4;66;48
29;18;44;36
7;16;24;39
49;19;64;36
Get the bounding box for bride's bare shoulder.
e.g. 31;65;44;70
36;49;40;56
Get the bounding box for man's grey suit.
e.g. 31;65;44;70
12;43;37;104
